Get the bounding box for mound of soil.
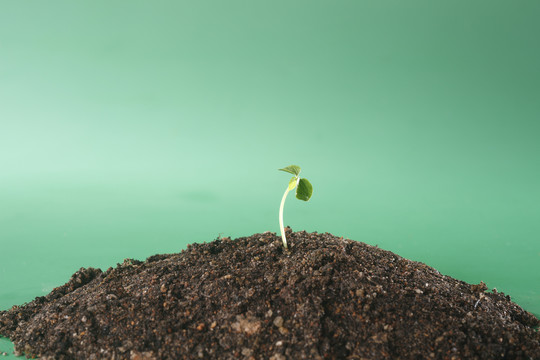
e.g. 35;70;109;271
1;230;538;359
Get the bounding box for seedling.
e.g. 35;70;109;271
278;165;313;249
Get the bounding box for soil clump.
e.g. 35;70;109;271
1;230;539;359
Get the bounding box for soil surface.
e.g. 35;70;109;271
1;230;539;359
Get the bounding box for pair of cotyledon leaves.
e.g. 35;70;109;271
279;165;313;201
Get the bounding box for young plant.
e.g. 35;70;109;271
278;165;313;249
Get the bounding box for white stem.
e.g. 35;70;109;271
279;185;290;249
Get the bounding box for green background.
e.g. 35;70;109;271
1;0;539;356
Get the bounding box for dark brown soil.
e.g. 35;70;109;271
1;230;539;359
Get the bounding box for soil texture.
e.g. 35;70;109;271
1;230;539;359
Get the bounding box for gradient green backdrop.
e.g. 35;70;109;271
1;1;539;356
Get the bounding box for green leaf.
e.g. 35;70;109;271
279;165;301;176
296;178;313;201
288;176;297;191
